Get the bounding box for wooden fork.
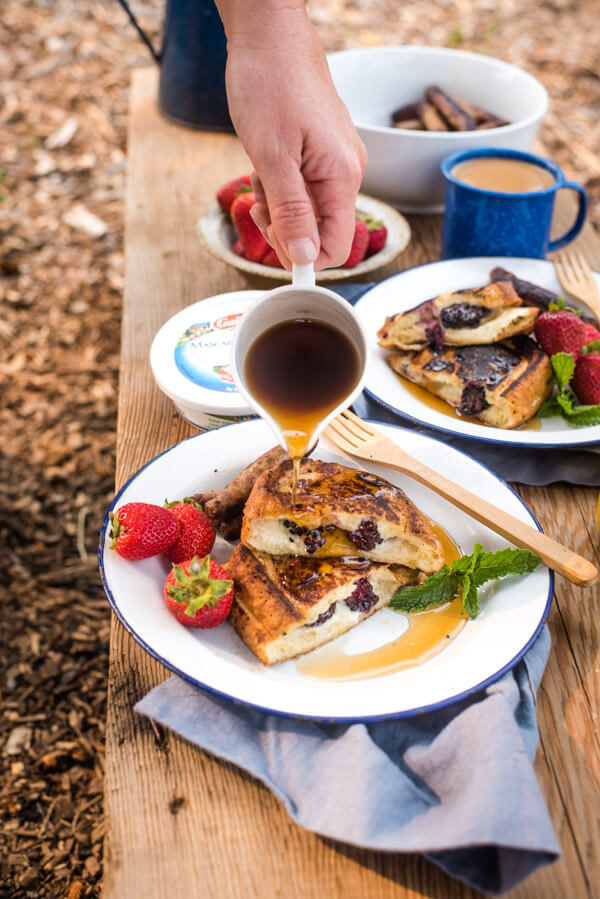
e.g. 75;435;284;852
323;410;597;586
554;250;600;322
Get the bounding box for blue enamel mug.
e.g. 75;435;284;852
441;148;587;259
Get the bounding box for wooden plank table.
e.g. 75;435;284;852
104;68;600;898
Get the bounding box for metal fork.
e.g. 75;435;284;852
323;410;597;586
554;250;600;321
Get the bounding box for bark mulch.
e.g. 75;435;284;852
1;0;598;896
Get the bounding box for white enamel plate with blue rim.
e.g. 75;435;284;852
354;257;600;447
99;419;552;721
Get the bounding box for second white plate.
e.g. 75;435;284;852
354;256;600;447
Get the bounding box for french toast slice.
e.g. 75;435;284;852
388;337;553;429
377;281;539;351
241;459;445;571
228;545;422;665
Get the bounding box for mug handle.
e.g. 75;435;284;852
548;182;588;253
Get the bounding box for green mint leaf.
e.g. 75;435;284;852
581;340;600;355
556;391;575;415
391;566;459;612
471;547;541;587
392;545;541;621
561;403;600;427
462;573;479;619
537;396;562;418
550;352;575;393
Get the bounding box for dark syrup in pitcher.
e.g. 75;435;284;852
244;319;361;499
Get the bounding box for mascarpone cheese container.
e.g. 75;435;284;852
150;290;261;430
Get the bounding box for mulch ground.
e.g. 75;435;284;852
1;0;598;895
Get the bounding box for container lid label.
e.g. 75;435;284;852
174;312;243;392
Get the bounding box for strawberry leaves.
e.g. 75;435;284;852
167;555;232;615
391;544;541;620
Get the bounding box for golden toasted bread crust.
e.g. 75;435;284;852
242;459;439;547
227;544;420;665
388;337;552;428
227;544;418;633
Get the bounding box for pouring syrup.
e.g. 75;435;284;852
244;318;361;500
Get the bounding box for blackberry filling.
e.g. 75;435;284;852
425;322;444;352
460;381;489;416
307;602;336;627
283;519;306;537
441;303;487;329
349;519;383;552
304;529;326;554
345;578;379;613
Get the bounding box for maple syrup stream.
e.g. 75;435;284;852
244;319;362;501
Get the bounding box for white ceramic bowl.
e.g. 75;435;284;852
328;46;549;213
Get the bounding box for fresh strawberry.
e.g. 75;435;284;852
573;353;600;405
358;214;388;258
232;239;246;257
343;219;370;268
163;498;216;564
534;310;587;360
230;192;270;263
164;556;234;628
109;502;179;560
217;175;252;214
583;322;600;346
262;247;283;268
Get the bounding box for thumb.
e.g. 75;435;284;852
259;163;319;266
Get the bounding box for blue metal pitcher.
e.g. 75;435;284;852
116;0;233;132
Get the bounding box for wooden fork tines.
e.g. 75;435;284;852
553;250;600;321
324;410;597;587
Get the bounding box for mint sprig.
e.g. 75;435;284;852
537;352;600;426
390;544;541;620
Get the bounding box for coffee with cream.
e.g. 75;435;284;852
452;157;555;194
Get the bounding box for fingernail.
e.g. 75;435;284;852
287;238;317;265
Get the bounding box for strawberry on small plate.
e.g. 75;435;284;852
197;192;410;282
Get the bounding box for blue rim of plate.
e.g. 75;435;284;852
354;259;600;449
98;419;554;722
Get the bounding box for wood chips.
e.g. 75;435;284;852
1;0;598;895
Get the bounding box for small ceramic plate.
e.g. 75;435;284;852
355;256;600;447
197;193;411;281
99;419;552;721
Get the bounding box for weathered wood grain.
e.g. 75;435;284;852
104;67;600;899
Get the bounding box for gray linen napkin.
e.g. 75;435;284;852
136;626;559;895
339;282;600;486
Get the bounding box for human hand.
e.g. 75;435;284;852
221;4;367;270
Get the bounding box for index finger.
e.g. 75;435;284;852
309;182;358;270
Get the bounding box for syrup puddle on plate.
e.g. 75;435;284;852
397;375;541;431
296;522;468;681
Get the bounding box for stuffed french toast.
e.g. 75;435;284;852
241;459;444;571
377;280;539;352
229;459;445;665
